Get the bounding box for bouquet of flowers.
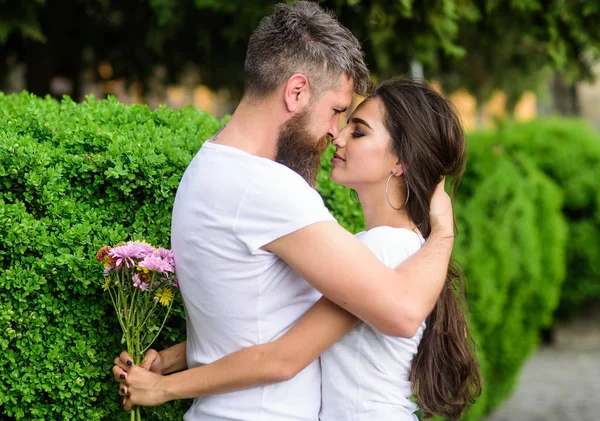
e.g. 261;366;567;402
96;241;178;421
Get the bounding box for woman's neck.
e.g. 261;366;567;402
355;185;414;232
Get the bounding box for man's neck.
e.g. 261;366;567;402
211;96;284;160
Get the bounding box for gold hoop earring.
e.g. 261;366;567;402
385;173;409;210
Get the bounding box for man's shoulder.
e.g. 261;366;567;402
200;141;311;187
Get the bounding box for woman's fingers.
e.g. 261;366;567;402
118;385;128;396
113;356;129;372
119;351;134;367
112;365;128;383
124;396;134;412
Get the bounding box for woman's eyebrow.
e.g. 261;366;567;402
347;117;373;130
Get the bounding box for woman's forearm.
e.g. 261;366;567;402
159;297;357;401
160;343;287;401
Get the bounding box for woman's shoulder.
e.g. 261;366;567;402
355;226;424;266
356;226;423;247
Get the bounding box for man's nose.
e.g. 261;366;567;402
328;123;339;140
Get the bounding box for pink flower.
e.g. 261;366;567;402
129;241;156;256
139;252;174;274
103;266;112;277
132;274;149;291
109;243;147;268
157;247;175;268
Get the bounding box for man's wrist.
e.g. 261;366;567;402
158;342;187;375
429;223;455;241
157;350;168;375
427;226;455;256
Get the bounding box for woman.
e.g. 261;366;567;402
113;78;482;420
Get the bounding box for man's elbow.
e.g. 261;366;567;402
377;312;423;338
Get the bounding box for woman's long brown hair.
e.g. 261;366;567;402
372;78;482;420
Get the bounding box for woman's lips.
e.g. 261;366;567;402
331;153;345;164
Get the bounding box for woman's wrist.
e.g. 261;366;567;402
158;372;179;402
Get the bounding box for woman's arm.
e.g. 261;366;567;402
114;297;358;410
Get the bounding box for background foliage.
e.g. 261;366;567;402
1;93;598;419
1;0;600;105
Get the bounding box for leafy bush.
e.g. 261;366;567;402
0;92;223;420
0;93;579;421
467;119;600;319
453;139;566;417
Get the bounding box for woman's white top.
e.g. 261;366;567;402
320;226;426;421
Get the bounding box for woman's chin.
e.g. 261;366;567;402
329;171;351;189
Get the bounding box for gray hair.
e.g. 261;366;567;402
244;1;373;98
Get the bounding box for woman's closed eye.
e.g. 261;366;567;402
351;131;365;138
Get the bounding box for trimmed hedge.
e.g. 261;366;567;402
465;119;600;319
0;92;581;420
0;93;224;420
452;138;566;417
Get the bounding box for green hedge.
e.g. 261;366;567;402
451;138;566;417
465;119;600;319
0;92;581;420
0;93;224;420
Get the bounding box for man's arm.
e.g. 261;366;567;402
264;180;454;337
133;341;187;376
158;341;188;374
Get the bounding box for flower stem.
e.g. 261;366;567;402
141;300;173;355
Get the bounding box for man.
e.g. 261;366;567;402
114;2;454;420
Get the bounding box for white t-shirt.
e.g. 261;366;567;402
171;141;335;421
320;226;426;421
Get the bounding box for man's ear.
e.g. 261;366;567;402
283;73;310;113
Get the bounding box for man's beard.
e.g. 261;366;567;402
275;110;330;188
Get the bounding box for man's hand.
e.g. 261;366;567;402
430;178;454;238
113;350;169;411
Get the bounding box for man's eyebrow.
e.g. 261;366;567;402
347;117;372;130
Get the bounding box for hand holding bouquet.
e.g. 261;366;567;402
97;241;178;421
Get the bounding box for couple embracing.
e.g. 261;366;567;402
113;2;481;420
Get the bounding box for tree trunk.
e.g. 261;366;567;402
551;74;580;116
25;41;52;97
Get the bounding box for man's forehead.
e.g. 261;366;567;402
337;74;354;95
327;75;354;104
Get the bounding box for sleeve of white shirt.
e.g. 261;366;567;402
234;164;336;254
357;227;424;269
